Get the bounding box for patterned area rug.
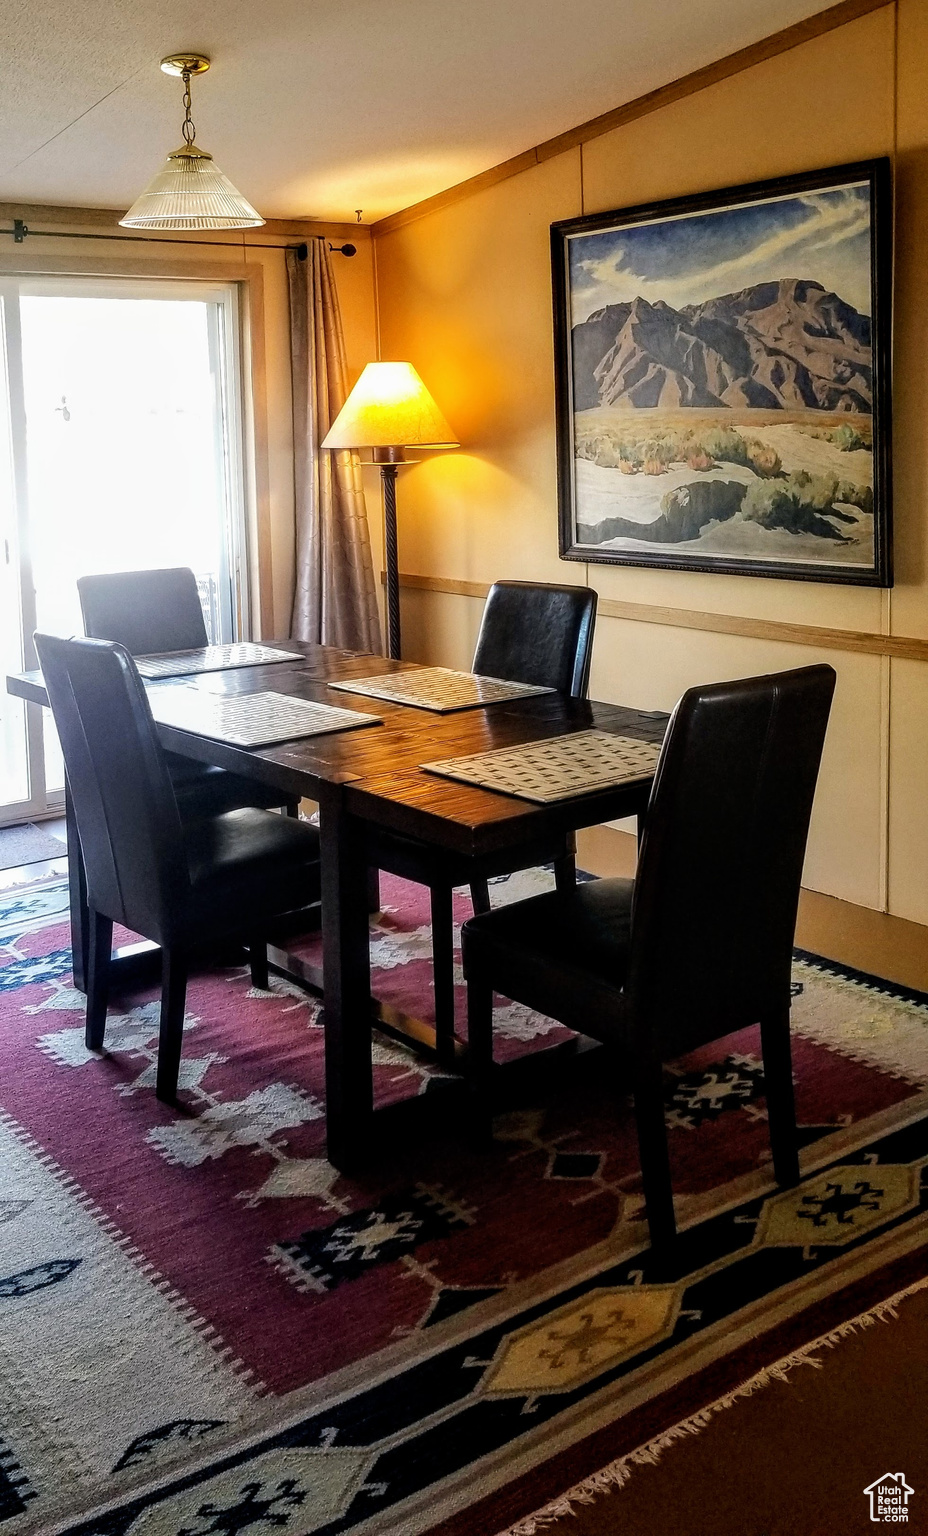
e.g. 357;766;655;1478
2;872;928;1535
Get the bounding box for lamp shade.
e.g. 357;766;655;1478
321;363;458;451
119;145;264;231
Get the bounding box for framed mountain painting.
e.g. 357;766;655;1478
552;159;892;585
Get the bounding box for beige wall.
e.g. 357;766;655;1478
372;0;928;923
0;217;379;638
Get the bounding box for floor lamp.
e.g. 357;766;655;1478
322;363;458;660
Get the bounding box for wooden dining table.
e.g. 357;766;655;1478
7;642;668;1170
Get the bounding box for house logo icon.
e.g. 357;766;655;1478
864;1473;914;1522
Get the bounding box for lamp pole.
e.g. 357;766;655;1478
379;458;402;660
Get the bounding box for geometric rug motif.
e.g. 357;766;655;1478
0;880;69;943
756;1163;922;1249
0;1436;34;1521
270;1185;476;1293
2;870;928;1535
663;1053;767;1129
48;1113;928;1536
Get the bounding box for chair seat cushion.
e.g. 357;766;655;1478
461;877;634;1040
179;809;320;940
169;755;297;817
370;827;570;887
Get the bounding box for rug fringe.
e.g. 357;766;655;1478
495;1272;928;1536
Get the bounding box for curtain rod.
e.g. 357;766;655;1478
0;220;356;258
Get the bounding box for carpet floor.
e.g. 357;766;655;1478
0;825;65;872
2;870;928;1535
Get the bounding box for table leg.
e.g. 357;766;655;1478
65;778;89;992
319;786;374;1171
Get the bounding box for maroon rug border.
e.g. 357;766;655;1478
424;1241;928;1536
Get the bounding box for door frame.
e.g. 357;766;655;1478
0;277;51;824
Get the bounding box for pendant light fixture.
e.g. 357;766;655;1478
120;54;264;231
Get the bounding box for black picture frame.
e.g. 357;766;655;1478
552;159;892;586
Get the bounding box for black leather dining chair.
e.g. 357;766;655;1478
471;580;597;697
370;580;598;1067
34;632;321;1103
78;567;215;656
462;665;836;1251
77;567;299;819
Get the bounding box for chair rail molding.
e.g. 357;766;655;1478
389;571;928;664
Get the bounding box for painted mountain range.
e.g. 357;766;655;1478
571;278;872;413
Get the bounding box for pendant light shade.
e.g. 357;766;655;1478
120;54;264;232
120;146;263;230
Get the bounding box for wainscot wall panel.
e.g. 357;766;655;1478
588;626;885;911
887;660;928;925
373;0;928;919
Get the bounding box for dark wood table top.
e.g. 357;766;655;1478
7;642;669;855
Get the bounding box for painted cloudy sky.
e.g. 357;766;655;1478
568;183;872;324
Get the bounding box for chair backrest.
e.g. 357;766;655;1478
627;665;836;1052
78;567;208;654
472;581;597;698
34;633;188;940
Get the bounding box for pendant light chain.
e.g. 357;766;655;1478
181;69;196;146
119;50;265;229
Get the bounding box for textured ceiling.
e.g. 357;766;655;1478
0;0;836;223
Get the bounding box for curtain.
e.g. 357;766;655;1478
287;239;382;652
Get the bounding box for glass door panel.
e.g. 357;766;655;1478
0;277;247;827
20;288;239;647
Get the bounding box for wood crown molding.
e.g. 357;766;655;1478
389;570;928;664
372;0;891;237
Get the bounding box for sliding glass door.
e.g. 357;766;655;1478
0;276;248;825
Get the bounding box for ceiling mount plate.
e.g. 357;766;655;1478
160;53;211;76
